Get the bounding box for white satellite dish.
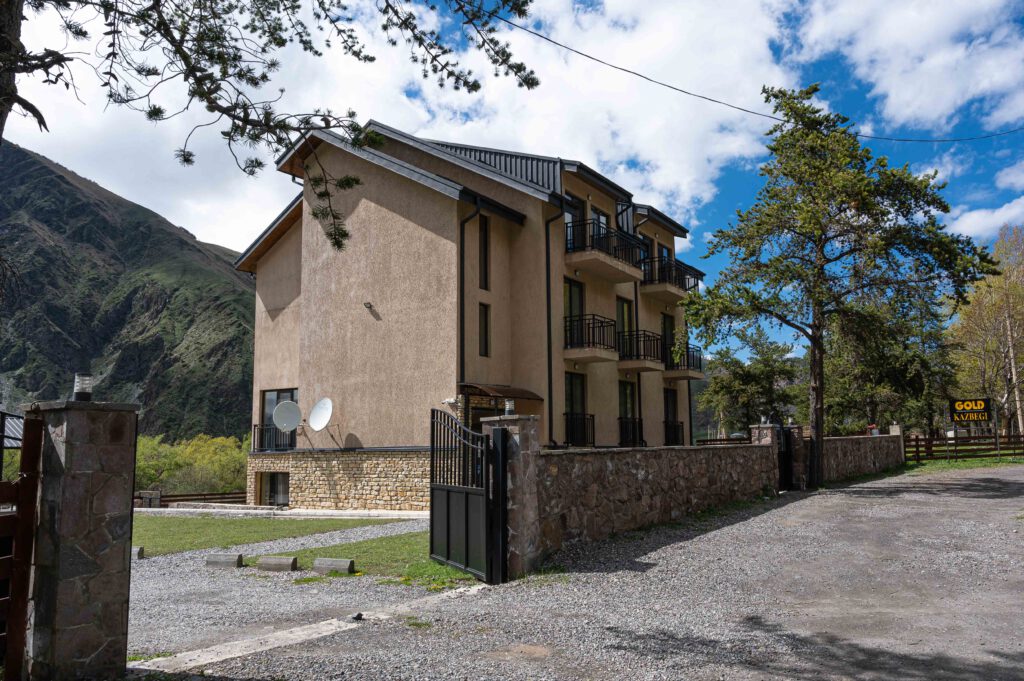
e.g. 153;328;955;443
308;398;333;432
272;400;302;433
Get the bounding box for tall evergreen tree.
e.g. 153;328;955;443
685;85;997;485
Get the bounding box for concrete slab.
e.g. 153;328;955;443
205;554;243;568
257;556;298;572
312;558;355;575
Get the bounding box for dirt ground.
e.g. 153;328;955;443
138;464;1024;680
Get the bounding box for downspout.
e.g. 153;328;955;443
634;280;643;445
544;171;565;447
458;197;482;391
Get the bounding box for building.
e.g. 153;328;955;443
234;122;704;508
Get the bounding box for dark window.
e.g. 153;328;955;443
664;388;678;422
591;206;610;233
662;313;676;358
564;278;585;318
261;388;297;426
640;234;653;261
616;297;634;334
565;372;586;414
259;388;297;450
619;381;636;418
479;303;490;357
659;243;672;261
479;215;490;290
261;472;290;506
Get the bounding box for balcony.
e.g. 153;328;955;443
618;417;644;447
640;257;702;303
664;421;685;446
564;314;618;363
252;424;296;452
565;220;644;282
617;330;664;372
564;413;595;447
664;344;705;380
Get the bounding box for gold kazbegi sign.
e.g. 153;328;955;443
949;399;991;423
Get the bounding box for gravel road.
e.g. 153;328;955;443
128;518;427;653
134;466;1024;680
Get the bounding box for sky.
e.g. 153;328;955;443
7;0;1024;354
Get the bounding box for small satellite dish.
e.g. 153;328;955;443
272;400;302;433
309;398;333;432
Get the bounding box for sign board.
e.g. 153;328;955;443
949;398;991;423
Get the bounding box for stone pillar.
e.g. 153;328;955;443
24;401;139;681
750;424;779;447
889;424;905;461
481;415;541;578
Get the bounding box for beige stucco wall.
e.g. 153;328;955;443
252;219;303;425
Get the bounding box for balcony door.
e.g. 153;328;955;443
564;278;585;347
619;381;636;419
661;313;676;363
664;387;678;423
564;194;584;251
260;388;297;450
658;243;672;261
566;372;586;415
616;297;634;335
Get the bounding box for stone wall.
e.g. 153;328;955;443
487;416;779;576
246;450;430;510
820;434;904;482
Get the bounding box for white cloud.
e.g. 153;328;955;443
995;159;1024;190
7;0;800;252
796;0;1024;130
947;195;1024;239
913;148;971;183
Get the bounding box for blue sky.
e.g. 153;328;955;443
8;0;1024;359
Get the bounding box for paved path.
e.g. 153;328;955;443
132;465;1024;680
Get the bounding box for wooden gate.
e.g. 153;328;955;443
0;415;41;680
428;409;508;585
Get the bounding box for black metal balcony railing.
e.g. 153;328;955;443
565;220;645;268
564;413;595;447
253;424;296;452
617;330;664;362
641;256;702;292
619;417;644;447
665;344;704;372
564;314;616;350
664;421;685;446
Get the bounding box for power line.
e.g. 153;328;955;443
493;14;1024;145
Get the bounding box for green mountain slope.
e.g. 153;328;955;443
0;143;254;440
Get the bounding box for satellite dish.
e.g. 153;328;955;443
272;400;302;433
308;398;333;432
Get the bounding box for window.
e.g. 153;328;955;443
619;381;636;418
479;303;490;357
564;278;585;318
260;472;290;506
662;313;676;360
591;206;610;233
659;243;673;261
664;388;678;423
616;297;634;334
479;215;490;290
259;388;297;450
565;372;586;415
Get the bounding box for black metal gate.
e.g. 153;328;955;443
428;409;508;584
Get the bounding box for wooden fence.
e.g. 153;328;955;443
904;433;1024;462
133;491;246;507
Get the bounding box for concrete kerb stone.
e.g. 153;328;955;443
257;556;298;572
131;547;145;560
206;554;243;568
312;558;355;575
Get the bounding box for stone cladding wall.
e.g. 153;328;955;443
246;450;429;510
821;434;904;482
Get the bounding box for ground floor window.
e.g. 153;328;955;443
260;472;290;506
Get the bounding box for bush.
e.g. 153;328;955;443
135;433;248;493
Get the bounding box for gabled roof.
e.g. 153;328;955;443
234;192;303;273
634;204;689;238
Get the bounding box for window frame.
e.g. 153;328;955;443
479;303;491;357
479;214;490;291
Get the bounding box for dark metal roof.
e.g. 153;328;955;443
458;383;544;401
428;141;564;194
634;203;689;237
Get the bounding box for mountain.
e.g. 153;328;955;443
0;143;254;441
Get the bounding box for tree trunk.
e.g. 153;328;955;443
0;0;26;142
1005;310;1024;435
808;332;825;487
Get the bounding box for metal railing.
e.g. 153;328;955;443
618;417;644;447
564;413;595;447
665;344;704;372
664;421;685;446
565;220;645;268
564;314;616;350
252;424;297;452
617;330;663;362
640;256;702;291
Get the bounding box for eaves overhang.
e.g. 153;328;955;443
634;204;690;238
234;192;303;273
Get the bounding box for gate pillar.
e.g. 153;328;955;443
481;415;540;579
24;401;139;681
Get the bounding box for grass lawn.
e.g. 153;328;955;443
132;515;397;556
903;455;1024;475
248;530;475;590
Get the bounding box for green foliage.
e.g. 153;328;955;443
686;85;997;469
697;328;798;434
131;515;393;556
134;432;250;493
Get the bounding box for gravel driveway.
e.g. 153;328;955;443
135;466;1024;680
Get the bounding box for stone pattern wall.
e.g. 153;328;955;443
28;402;138;681
246;450;430;510
820;435;904;482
